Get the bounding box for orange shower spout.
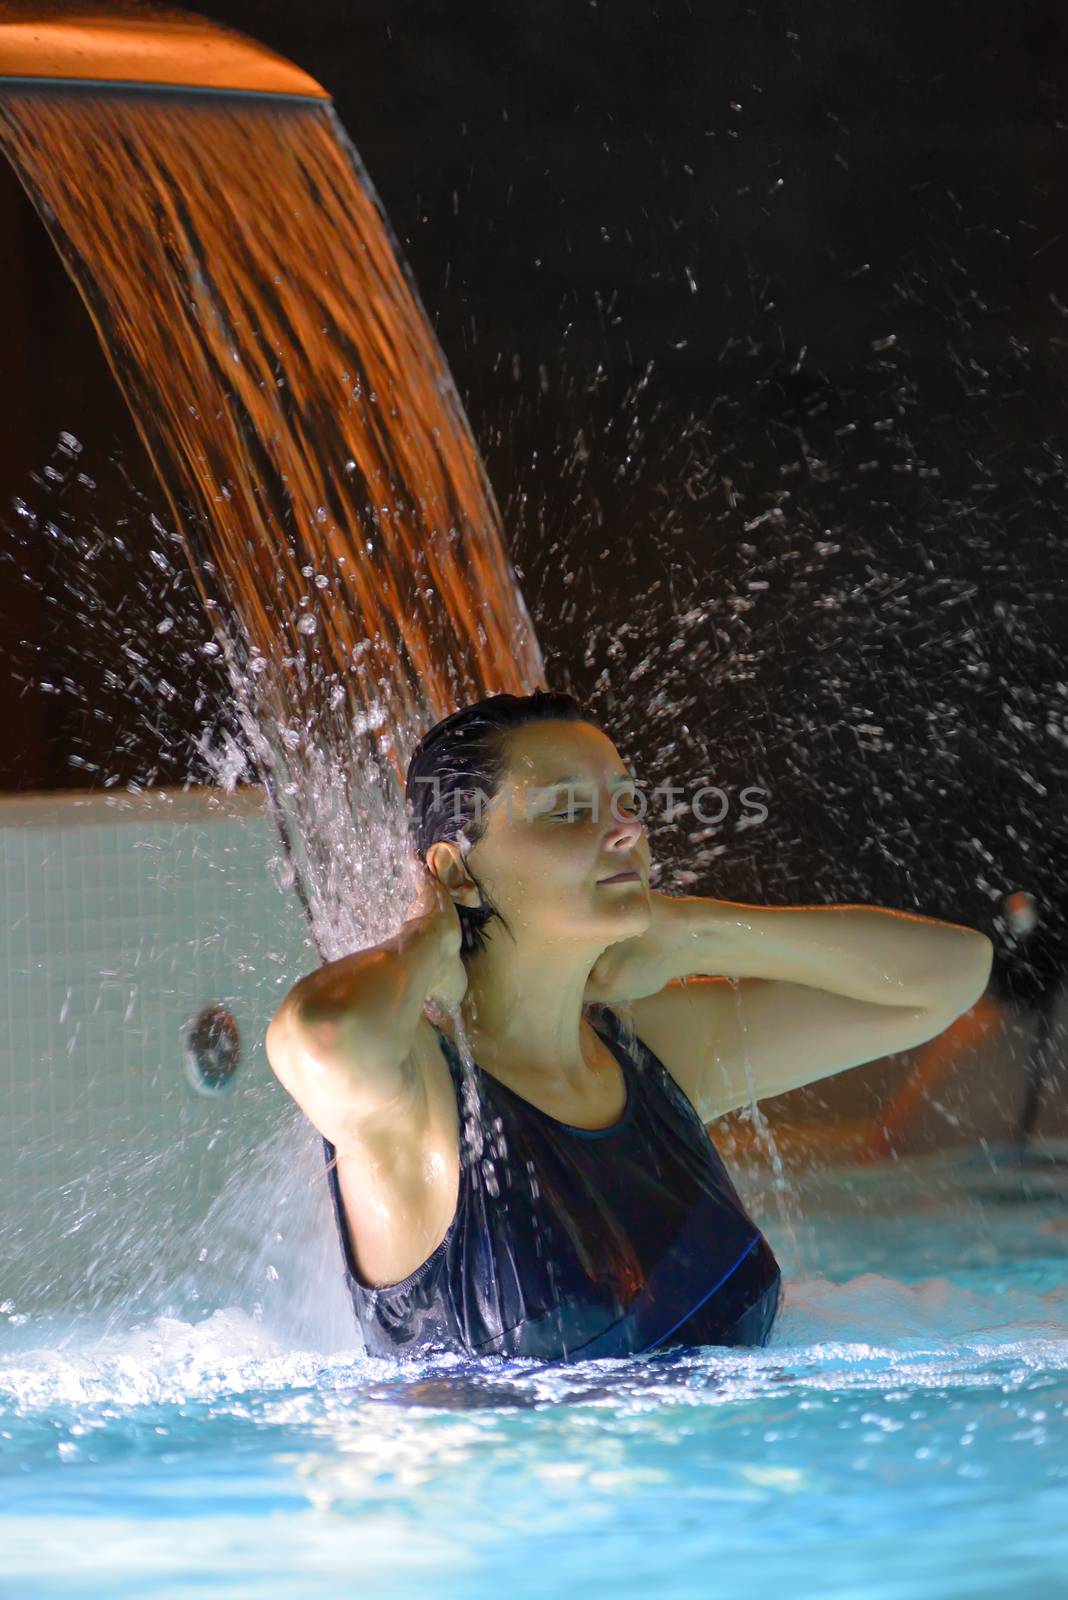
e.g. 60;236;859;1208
0;3;329;100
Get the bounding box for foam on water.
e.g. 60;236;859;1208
2;1261;1066;1419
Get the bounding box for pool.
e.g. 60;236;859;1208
3;1144;1065;1599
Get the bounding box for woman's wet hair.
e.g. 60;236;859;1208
405;688;592;958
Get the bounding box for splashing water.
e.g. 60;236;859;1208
0;87;543;960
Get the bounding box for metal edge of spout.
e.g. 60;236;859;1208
0;2;330;101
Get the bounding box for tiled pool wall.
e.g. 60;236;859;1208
0;788;317;1320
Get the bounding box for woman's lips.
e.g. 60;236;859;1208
597;870;641;884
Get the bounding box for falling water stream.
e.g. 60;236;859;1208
0;86;543;957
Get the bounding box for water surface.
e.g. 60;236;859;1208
3;1147;1065;1599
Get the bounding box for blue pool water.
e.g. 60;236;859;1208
2;1146;1066;1599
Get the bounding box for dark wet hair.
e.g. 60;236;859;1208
405;689;594;958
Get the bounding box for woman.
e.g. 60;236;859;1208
265;689;993;1361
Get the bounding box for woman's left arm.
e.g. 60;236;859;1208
585;894;994;1119
588;893;993;1013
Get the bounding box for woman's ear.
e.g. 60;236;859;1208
426;840;481;908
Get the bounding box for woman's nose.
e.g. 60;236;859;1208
605;813;643;846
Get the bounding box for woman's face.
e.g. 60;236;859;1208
461;719;652;949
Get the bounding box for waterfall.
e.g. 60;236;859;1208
0;75;543;961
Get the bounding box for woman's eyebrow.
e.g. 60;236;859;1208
542;773;636;790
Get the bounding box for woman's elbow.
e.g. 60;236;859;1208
266;993;310;1069
964;930;994;1002
268;989;349;1079
938;930;994;1020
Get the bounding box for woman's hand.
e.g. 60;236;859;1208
406;861;469;1009
584;891;696;1005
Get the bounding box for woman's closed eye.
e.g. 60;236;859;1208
550;798;640;821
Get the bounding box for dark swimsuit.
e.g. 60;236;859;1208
321;1002;782;1361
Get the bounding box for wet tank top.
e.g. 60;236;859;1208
320;1002;783;1361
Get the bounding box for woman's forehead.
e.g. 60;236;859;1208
501;720;627;788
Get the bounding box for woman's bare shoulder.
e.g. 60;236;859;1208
617;978;745;1114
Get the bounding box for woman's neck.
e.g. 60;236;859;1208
452;938;604;1079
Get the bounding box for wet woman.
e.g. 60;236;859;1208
265;690;993;1361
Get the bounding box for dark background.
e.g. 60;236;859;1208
2;0;1068;992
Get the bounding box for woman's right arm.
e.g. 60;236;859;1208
265;881;465;1146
